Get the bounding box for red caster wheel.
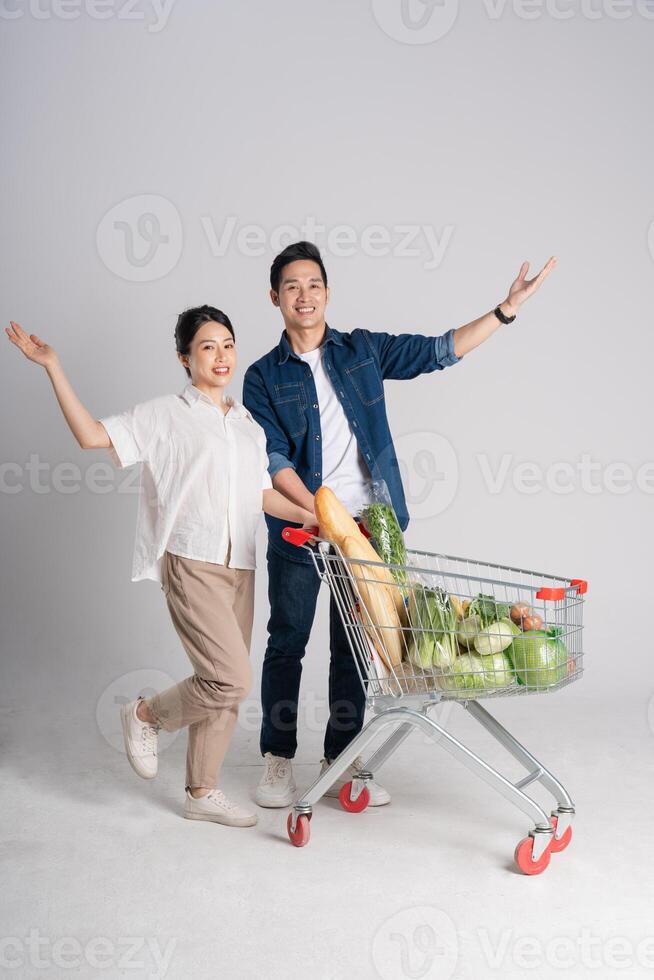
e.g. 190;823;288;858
338;781;370;813
549;814;573;853
287;812;311;847
514;836;551;876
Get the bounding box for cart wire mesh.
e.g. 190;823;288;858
311;543;586;703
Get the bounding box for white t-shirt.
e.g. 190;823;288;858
298;346;370;514
99;384;272;583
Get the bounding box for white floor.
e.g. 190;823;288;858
2;683;653;980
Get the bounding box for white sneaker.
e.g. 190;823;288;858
120;697;160;779
255;753;297;808
320;756;391;806
184;789;257;828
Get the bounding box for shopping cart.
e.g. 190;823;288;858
281;526;587;876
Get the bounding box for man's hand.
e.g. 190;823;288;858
501;256;557;318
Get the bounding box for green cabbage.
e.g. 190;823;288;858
473;621;515;657
508;628;568;688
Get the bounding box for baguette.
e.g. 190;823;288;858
315;485;407;624
314;485;360;544
340;534;405;668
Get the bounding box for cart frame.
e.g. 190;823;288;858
283;531;585;874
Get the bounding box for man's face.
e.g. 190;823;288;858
270;259;329;332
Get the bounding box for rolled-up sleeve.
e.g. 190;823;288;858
98;402;155;469
243;366;295;479
363;328;461;381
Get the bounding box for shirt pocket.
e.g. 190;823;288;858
346;357;384;407
273;384;307;439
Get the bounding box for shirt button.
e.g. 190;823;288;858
314;472;320;477
316;435;320;441
353;421;358;427
313;403;318;409
339;391;344;397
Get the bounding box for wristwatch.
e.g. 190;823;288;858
494;304;516;324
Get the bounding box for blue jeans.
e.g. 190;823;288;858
260;545;366;762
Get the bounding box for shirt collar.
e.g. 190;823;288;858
276;324;343;365
181;384;247;419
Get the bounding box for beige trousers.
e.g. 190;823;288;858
148;551;254;789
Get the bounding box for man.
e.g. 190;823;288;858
243;241;556;808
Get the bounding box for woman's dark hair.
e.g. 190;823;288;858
270;240;328;294
174;305;235;378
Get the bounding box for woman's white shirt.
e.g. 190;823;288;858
99;383;272;583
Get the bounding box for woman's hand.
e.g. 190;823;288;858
5;321;110;449
5;321;59;370
501;256;557;317
262;489;318;529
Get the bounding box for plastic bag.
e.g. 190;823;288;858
356;480;407;583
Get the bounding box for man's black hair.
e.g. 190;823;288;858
269;241;328;293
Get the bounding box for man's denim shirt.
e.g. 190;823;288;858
243;326;461;563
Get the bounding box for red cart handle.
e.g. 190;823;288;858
282;526;319;547
282;521;370;547
536;578;588;601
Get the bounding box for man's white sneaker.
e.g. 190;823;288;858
320;756;391;806
120;697;160;779
255;753;297;808
184;789;257;828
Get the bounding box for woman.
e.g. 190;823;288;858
5;306;315;829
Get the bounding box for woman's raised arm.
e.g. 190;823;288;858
5;321;111;450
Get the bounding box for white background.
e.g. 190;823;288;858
1;2;653;979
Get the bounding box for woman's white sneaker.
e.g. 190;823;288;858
320;756;392;806
120;697;160;779
184;789;257;827
255;753;297;808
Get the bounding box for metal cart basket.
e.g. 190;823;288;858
282;527;587;875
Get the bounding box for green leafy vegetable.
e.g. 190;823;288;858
467;593;511;628
361;503;407;584
440;651;515;692
407;584;459;668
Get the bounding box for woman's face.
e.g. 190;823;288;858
179;320;236;391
